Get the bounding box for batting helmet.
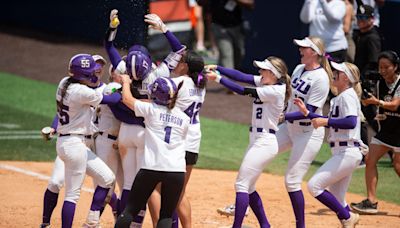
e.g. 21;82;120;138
148;77;177;106
126;51;152;81
128;45;151;59
68;54;100;83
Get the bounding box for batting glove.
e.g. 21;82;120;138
109;9;120;29
145;14;168;33
41;126;55;141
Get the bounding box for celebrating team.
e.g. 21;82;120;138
39;7;399;228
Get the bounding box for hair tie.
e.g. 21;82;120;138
324;53;333;61
197;73;203;86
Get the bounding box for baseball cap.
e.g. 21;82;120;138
293;37;322;56
330;61;356;83
356;5;374;18
92;54;107;65
253;59;282;79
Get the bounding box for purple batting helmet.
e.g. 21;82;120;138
148;77;177;106
126;51;152;81
68;54;100;83
128;45;151;59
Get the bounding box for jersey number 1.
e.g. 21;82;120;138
164;126;172;144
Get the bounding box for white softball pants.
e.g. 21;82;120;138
276;122;325;192
56;135;115;203
308;147;362;206
118;123;145;190
235;132;278;193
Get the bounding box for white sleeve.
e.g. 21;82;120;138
134;100;154;117
320;0;346;22
78;86;103;107
115;61;126;74
340;94;358;116
152;62;170;78
300;0;317;23
256;86;277;103
253;75;263;87
307;75;330;108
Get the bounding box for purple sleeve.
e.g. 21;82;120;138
100;92;122;104
104;29;122;69
217;66;256;86
108;102;145;127
164;31;183;52
51;115;58;131
285;104;318;121
328;116;357;129
220;77;244;95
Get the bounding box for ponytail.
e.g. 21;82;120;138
189;70;207;89
345;62;362;99
168;81;184;110
279;74;292;104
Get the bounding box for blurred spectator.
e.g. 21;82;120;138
354;4;382;145
300;0;348;62
344;0;356;62
353;0;385;29
199;0;254;70
189;0;206;52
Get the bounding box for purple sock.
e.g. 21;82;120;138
119;189;130;215
232;192;249;228
171;210;179;228
249;191;270;228
345;205;350;212
42;189;59;224
132;206;146;224
109;192;118;212
315;190;350;220
90;186;109;211
62;201;76;228
288;190;305;228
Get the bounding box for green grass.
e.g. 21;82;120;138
0;72;399;205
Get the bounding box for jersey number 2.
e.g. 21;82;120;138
256;107;262;119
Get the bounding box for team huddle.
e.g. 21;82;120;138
39;8;398;228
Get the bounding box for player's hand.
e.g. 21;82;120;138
109;9;120;29
311;118;328;129
120;74;132;85
204;64;218;71
204;70;220;82
293;98;309;116
361;95;379;106
145;14;168;33
41;126;55;141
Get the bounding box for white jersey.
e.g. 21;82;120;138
134;100;190;172
172;76;206;153
252;77;286;131
287;64;330;118
115;60;170;98
56;77;103;135
327;88;361;143
96;83;121;136
90;83;107;134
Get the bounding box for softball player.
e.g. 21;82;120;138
115;75;190;228
277;36;332;228
293;61;364;227
105;10;185;226
206;56;291;228
40;55;117;228
170;51;207;228
55;54;122;228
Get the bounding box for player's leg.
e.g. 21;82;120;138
285;126;324;228
308;149;362;221
41;156;64;227
116;169;160;227
276;123;293;154
57;137;88;228
158;172;185;228
85;148;116;227
393;152;400;177
148;184;161;228
233;133;277;228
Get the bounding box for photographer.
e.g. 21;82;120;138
351;50;400;214
353;4;382;144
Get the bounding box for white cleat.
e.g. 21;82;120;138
341;212;360;228
216;204;250;217
82;210;101;228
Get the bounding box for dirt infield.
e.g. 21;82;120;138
0;161;399;228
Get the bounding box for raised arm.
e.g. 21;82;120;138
205;65;256;85
320;0;346;22
104;9;122;69
120;74;136;110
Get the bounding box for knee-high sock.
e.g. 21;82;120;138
249;191;270;228
233;192;249;228
345;204;350;212
109;192;118;212
62;201;76;228
288;190;305;228
90;186;109;211
42;189;58;224
315;190;350;220
171;211;179;228
119;189;130;215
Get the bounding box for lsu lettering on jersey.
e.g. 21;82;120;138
328;88;361;143
56;77;103;135
252;76;286;131
134;100;190;172
287;64;330;117
172;76;206;153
